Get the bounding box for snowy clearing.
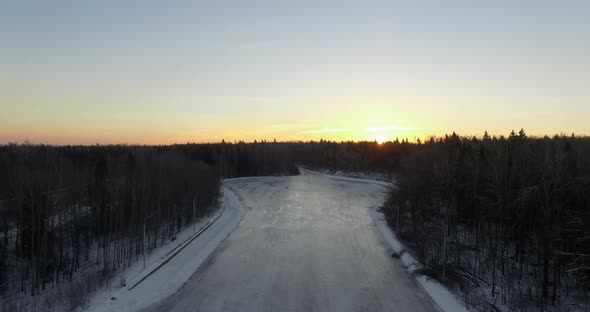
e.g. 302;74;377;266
143;173;439;312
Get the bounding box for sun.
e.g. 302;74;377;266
375;135;386;145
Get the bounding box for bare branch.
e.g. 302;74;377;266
566;267;590;273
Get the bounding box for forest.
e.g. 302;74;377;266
381;131;590;311
1;132;589;311
0;142;295;311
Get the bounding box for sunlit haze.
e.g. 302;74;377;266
1;1;589;144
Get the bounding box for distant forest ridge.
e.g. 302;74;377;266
2;128;589;146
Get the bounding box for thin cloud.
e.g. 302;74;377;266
300;128;351;134
364;125;417;133
199;95;277;103
208;39;294;51
367;118;406;124
511;111;556;118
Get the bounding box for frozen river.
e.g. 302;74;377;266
144;173;439;312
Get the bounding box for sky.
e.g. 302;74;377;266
1;0;589;144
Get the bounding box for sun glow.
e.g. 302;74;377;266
365;124;412;144
375;135;386;145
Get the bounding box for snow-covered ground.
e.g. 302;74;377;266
143;173;440;312
299;167;394;184
85;169;467;312
84;186;245;312
371;203;468;312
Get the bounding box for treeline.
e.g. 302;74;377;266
3;134;588;311
0;142;297;311
184;141;298;178
381;131;590;311
291;139;413;173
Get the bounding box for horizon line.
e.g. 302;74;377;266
2;130;587;147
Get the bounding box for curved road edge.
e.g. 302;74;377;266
301;166;468;312
85;185;246;312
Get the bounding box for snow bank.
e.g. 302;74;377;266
372;208;468;312
299;167;393;187
304;167;468;312
299;166;393;183
222;175;282;182
84;186;245;312
370;208;420;273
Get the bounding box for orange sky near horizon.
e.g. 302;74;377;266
1;1;589;145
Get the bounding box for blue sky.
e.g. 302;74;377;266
1;1;589;144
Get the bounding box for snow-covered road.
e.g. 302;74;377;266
143;173;440;312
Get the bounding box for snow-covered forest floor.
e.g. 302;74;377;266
0;187;244;312
83;186;245;312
